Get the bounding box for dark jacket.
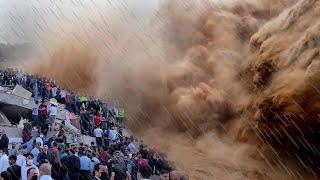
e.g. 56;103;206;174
7;164;21;180
38;152;49;164
0;134;9;149
66;154;80;174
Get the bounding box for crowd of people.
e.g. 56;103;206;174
0;69;188;180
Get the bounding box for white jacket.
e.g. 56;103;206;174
0;154;9;173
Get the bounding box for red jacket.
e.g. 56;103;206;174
94;115;102;126
98;151;109;163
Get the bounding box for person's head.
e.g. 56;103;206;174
68;149;75;155
39;133;44;138
19;146;27;155
11;142;17;149
52;142;57;148
136;152;142;159
78;150;84;157
124;154;130;163
95;163;107;178
92;152;97;158
124;148;130;155
99;146;105;152
1;171;12;180
35;142;41;149
74;146;79;153
9;155;17;166
140;166;152;179
26;153;34;166
87;150;93;158
27;167;38;180
39;163;51;177
0;128;4;136
43;145;48;152
0;148;5;156
114;151;120;158
160;170;170;180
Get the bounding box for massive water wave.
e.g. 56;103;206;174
12;0;320;179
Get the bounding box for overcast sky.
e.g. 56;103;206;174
0;0;162;44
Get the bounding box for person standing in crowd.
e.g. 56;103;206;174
51;85;58;99
138;165;152;180
0;148;9;173
94;112;102;127
98;147;109;165
26;167;38;180
65;149;81;180
59;89;66;104
1;171;12;180
7;155;21;180
94;163;109;180
16;147;26;167
38;145;49;165
159;170;170;180
110;160;131;180
21;154;39;180
32;80;39;100
71;93;79;114
108;127;117;143
39;163;53;180
49;99;58;131
79;149;92;180
38;100;48;133
22;126;32;144
31;142;41;167
2;72;9;85
136;152;149;170
36;134;44;148
59;148;69;180
44;82;52;100
0;129;9;152
8;142;18;157
21;74;27;89
91;152;100;166
32;101;39;128
79;107;87;135
128;139;137;155
24;137;34;153
94;126;103;147
48;142;60;180
65;93;72;111
124;154;137;180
